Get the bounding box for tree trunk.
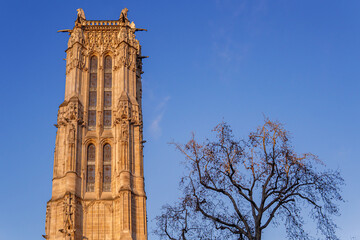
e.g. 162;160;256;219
255;227;262;240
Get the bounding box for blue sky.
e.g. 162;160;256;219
0;0;359;239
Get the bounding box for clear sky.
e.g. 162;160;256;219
0;0;359;239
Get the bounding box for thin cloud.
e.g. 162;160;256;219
210;0;268;82
150;112;164;138
149;96;170;138
156;96;171;111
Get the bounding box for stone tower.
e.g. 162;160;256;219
44;8;147;240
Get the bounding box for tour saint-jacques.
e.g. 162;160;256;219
44;8;148;240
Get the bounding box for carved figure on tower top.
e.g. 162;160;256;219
119;8;129;22
76;8;86;23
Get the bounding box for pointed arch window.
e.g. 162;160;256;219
103;56;112;127
86;144;96;192
102;144;111;192
88;56;98;128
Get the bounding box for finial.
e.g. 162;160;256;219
130;21;136;29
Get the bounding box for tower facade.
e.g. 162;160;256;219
44;8;147;240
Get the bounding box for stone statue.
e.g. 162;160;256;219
119;8;128;22
121;120;129;142
68;124;75;144
77;8;86;21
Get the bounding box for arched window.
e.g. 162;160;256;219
88;56;98;128
103;56;112;127
102;144;111;192
86;144;96;192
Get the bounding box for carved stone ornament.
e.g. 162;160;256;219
136;56;143;74
62;193;76;236
132;106;138;123
86;31;119;53
113;93;142;126
66;47;86;74
114;99;130;124
68;27;85;48
118;27;128;43
57;97;84;126
117;44;136;71
83;25;139;68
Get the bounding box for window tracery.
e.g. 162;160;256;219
88;56;98;128
86;144;96;192
102;144;111;192
103;56;112;127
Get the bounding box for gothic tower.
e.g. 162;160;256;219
44;8;147;240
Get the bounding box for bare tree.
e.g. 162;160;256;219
154;196;228;240
155;120;344;240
